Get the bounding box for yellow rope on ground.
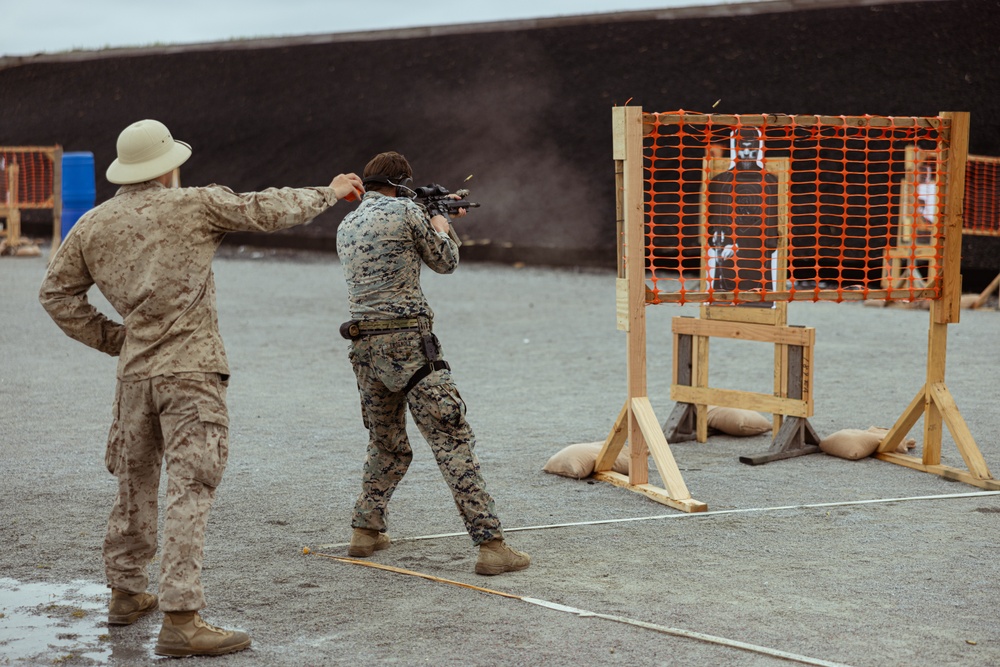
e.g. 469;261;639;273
314;552;856;667
312;553;522;599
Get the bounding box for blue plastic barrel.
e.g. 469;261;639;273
61;151;96;240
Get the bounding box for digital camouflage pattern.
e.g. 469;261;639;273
336;191;459;321
39;180;341;611
339;191;504;545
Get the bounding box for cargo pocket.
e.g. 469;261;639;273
374;336;424;393
193;403;230;488
415;381;467;431
104;400;124;475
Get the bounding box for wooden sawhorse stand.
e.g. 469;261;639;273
877;113;999;489
875;301;1000;489
663;308;820;466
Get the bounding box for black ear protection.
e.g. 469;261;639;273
362;174;414;197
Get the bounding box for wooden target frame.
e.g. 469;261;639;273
663;152;824;465
0;146;63;257
964;154;1000;307
581;107;997;513
882;146;941;290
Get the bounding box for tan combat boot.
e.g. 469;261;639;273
475;539;531;575
154;611;251;657
348;528;391;557
107;588;158;625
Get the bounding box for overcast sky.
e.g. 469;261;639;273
3;0;764;57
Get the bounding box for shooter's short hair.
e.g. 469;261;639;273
363;151;412;183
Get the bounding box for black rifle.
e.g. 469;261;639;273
412;184;480;220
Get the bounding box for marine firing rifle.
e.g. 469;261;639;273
411;184;480;220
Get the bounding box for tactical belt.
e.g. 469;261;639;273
340;318;420;339
359;318;419;331
339;317;449;393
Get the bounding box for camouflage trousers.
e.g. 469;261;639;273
103;372;230;612
348;330;503;545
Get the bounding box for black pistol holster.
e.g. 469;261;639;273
403;321;450;394
340;318;450;393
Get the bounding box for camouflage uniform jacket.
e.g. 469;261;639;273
336;191;459;321
39;181;340;380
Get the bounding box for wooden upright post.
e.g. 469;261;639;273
623;106;649;486
591;107;706;512
4;163;20;245
875;112;999;490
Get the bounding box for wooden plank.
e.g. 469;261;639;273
877;388;927;454
937;468;1000;490
653;288;939;304
786;345;803;400
595;402;629;473
937;111;970;324
51;145;63;259
615;160;625;278
616;278;629;331
4;165;19;246
969;153;1000;164
0;145;64;152
801;336;814;416
886;245;938;259
632;397;691;500
962;229;1000;238
698;157;714;292
875;451;928;471
701;305;785;326
592;471;708;513
929;382;993;479
925;313;948;387
673;333;692;386
620;105;649;485
612;108;628;160
923;305;948;466
695;402;709;443
694;334;710;442
646;112;944;130
663;402;697;443
773;342;787;436
671;385;811;418
672;317;814;346
876;454;1000;490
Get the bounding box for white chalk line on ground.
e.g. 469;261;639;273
317;554;855;667
312;491;997;666
521;597;856;667
315;490;1000;550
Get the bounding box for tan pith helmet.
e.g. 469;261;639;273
106;119;191;184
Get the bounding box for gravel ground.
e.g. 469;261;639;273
1;248;999;666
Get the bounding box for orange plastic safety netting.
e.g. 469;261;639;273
964;155;1000;236
641;112;954;305
0;149;58;209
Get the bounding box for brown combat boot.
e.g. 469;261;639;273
107;588;158;625
154;611;251;657
348;528;391;557
475;539;531;575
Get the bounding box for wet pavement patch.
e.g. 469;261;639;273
0;578;144;664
